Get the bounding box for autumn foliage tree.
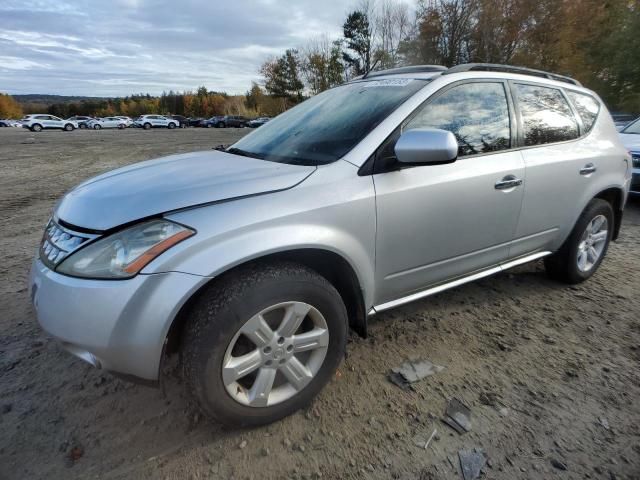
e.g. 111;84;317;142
0;93;23;118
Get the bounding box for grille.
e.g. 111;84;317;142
631;152;640;169
40;219;97;270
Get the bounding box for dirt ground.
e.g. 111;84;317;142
0;127;639;480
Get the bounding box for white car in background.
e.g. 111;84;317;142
87;117;127;130
20;114;78;132
115;116;133;127
134;115;179;130
0;119;21;127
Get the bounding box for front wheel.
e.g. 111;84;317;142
93;124;101;130
182;261;347;427
544;198;613;284
31;124;42;132
64;123;74;131
143;123;151;130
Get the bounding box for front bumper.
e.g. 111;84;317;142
29;258;208;380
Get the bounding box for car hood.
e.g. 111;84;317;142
619;133;640;152
55;150;316;231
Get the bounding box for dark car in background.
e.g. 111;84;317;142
170;115;189;128
247;117;271;128
188;117;204;127
214;115;248;128
200;116;223;128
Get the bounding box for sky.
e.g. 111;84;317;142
0;0;354;97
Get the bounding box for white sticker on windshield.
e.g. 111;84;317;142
361;78;413;87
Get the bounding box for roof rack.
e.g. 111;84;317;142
443;63;581;86
356;65;447;80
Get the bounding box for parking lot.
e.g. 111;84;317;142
0;126;639;480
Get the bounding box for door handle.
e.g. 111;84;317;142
495;175;523;190
580;163;597;175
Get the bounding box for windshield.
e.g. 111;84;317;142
228;79;428;165
622;117;640;134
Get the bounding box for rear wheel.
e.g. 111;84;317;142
31;124;42;132
544;198;613;284
182;261;347;427
168;122;176;129
118;124;125;130
143;123;151;130
93;124;101;130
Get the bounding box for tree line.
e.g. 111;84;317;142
260;0;640;112
2;0;637;119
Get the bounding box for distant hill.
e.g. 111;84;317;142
13;94;111;105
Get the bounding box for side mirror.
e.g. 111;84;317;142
394;128;458;165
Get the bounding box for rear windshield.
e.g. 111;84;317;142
228;79;428;166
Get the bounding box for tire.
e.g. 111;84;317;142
544;198;613;284
182;261;348;427
93;124;101;130
216;122;225;128
64;123;74;131
31;124;42;132
118;124;125;130
143;123;151;130
168;122;176;129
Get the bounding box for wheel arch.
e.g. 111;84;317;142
163;248;368;358
594;187;625;240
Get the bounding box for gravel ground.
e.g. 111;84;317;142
0;127;639;480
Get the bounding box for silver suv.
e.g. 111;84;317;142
30;64;632;426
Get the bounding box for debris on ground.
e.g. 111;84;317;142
413;428;438;450
388;359;444;390
442;397;472;433
66;445;84;467
598;416;610;430
458;448;486;480
550;458;568;470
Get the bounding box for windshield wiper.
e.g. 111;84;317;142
226;147;264;160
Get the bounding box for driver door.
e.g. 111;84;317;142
373;80;525;305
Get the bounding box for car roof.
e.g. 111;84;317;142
349;63;595;96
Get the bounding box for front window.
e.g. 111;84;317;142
404;82;511;157
228;79;428;165
622;118;640;134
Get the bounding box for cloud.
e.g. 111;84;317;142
0;0;357;96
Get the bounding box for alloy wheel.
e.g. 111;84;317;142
222;301;329;407
577;214;608;272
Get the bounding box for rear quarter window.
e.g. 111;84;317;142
566;90;600;133
515;84;579;146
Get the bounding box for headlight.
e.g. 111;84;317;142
56;219;194;279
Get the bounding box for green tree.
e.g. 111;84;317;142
261;49;304;107
342;10;373;75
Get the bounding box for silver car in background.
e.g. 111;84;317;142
618;117;640;195
30;64;631;427
86;117;127;130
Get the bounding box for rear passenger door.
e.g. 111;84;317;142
508;83;593;257
373;80;526;304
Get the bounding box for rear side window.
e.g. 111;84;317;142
404;82;511;157
515;84;579;146
566;91;600;132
